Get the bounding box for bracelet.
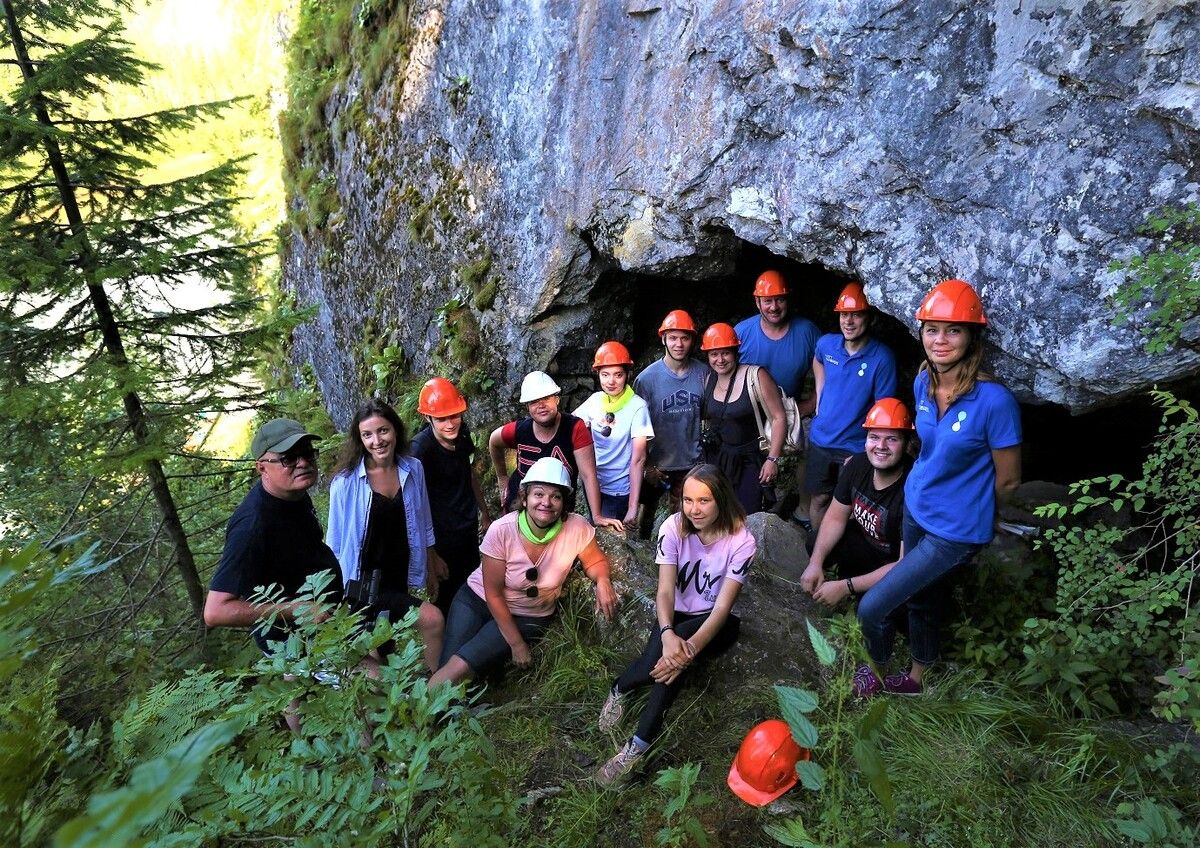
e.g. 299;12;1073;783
765;456;779;464
845;578;857;600
659;624;674;634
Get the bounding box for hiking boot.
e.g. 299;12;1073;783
883;672;923;696
598;686;627;732
852;665;884;699
595;740;644;786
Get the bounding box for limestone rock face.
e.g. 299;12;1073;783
285;0;1200;423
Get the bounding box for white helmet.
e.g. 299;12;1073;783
521;457;573;491
519;370;561;403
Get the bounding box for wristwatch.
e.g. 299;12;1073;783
765;456;779;464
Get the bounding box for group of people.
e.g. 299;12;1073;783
203;271;1022;784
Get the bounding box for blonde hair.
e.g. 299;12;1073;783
920;323;990;404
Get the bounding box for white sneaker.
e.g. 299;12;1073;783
597;687;626;731
595;740;644;786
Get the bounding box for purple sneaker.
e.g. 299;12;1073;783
883;672;923;696
852;665;883;699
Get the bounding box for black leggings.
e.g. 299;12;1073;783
614;610;740;744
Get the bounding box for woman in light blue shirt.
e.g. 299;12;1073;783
853;280;1021;698
327;399;446;670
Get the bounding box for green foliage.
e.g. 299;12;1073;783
769;618;896;846
1110;203;1200;353
1019;390;1198;716
653;763;712;848
1114;798;1200;847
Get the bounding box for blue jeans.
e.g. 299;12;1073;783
857;508;981;667
599;492;629;520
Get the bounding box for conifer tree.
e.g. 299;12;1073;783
0;0;284;622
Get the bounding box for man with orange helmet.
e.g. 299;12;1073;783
806;282;898;534
633;309;707;538
411;377;494;615
734;270;821;402
800;398;913;609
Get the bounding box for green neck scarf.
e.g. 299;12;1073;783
518;510;563;545
601;385;635;415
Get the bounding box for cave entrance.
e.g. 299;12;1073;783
574;237;1184;488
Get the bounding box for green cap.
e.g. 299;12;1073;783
250;418;321;459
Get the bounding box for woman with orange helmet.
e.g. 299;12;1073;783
410;377;494;615
852;279;1021;698
595;464;754;784
573;341;655;530
699;323;786;514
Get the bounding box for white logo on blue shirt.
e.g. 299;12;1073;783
857;363;868;377
951;411;967;432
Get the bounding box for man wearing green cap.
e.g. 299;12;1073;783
204;418;344;651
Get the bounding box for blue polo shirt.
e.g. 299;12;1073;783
810;335;899;452
906;371;1022;544
734;315;820;398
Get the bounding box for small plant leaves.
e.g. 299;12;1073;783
795;759;825;791
805;619;837;666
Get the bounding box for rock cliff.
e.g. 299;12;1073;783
283;0;1200;423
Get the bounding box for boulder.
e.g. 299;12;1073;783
284;0;1200;424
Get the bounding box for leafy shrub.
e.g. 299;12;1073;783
1018;390;1198;717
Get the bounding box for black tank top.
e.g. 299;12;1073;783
702;368;759;452
504;413;584;508
361;490;410;593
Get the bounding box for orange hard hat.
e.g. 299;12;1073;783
862;397;914;430
915;279;987;325
658;309;698;336
753;270;789;298
418;377;467;417
728;719;810;806
593;340;634;369
700;323;740;352
834;282;870;313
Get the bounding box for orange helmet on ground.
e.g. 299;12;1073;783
834;282;870;313
658;309;698;336
753;270;789;298
862;397;914;430
728;719;810;807
915;279;987;325
418;377;467;417
700;323;741;352
593;340;634;369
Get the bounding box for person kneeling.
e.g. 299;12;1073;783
430;458;617;687
595;464;755;785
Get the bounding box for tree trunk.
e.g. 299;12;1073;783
2;0;206;623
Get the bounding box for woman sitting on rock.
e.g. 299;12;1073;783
853;279;1022;697
327;399;447;671
594;463;754;785
573;341;655;532
699;323;786;515
430;457;618;687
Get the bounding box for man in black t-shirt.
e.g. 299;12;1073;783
410;377;493;616
205;419;344;652
800;399;913;607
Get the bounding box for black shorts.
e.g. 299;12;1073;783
804;444;853;495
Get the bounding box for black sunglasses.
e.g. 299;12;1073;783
524;567;538;598
261;446;319;469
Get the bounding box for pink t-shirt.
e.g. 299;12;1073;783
467;512;597;617
657;514;754;614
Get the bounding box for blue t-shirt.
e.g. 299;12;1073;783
734;315;820;398
810;335;899;452
905;371;1022;544
633;358;706;470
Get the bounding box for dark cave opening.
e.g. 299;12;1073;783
569;238;1184;488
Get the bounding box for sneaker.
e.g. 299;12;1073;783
598;686;627;732
883;672;923;695
852;665;884;699
595;740;644;786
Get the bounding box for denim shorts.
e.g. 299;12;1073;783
439;584;554;674
804;444;853;494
